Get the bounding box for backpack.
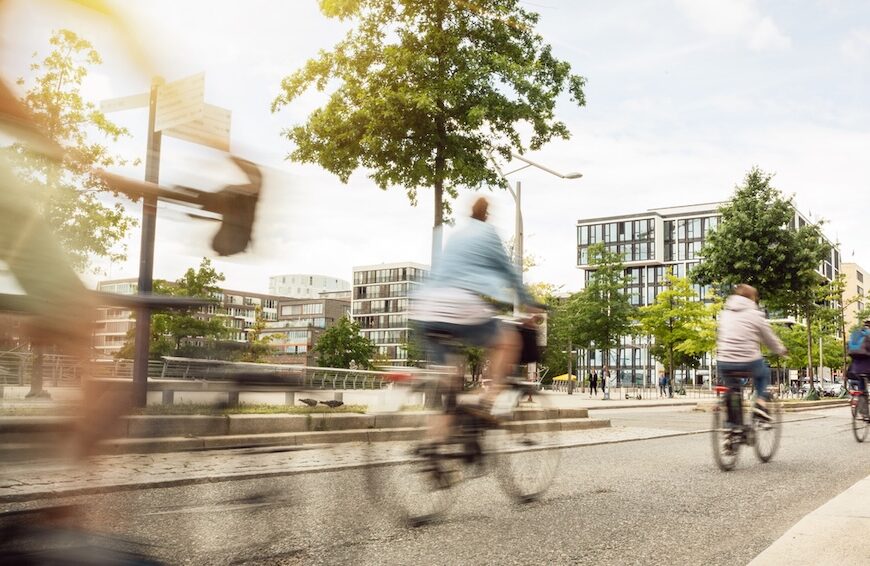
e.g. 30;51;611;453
848;328;870;358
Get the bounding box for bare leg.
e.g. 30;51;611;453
480;325;520;406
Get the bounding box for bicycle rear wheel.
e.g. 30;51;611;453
852;395;869;443
753;401;782;462
364;377;461;527
491;388;561;503
711;395;739;471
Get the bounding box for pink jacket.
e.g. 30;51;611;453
717;295;786;363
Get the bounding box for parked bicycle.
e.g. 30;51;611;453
710;370;782;471
365;364;561;527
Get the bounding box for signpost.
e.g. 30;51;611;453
101;73;231;407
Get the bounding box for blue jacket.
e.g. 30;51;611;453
426;218;531;306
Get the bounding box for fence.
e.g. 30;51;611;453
0;353;414;391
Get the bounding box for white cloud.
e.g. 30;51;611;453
841;28;870;62
675;0;791;51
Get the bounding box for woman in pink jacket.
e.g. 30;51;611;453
716;284;787;422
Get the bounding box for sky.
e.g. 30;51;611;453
2;0;870;295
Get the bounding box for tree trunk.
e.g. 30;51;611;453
806;311;814;391
26;346;49;399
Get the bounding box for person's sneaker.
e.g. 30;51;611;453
753;404;772;422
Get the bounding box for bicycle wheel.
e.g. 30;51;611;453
711;395;739;471
852;395;869;443
491;387;561;503
364;378;461;527
753;401;782;462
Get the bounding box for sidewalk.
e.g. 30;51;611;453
0;425;698;504
750;473;870;565
541;392;705;410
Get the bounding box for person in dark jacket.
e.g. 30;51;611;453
590;371;598;396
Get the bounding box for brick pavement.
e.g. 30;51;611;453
0;425;700;503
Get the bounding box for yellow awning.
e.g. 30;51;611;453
552;373;578;381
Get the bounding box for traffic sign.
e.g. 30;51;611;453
164;103;231;152
155;73;205;132
100;92;148;113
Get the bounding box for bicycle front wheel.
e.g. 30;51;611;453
852;395;869;443
490;388;561;503
711;395;739;471
753;401;782;462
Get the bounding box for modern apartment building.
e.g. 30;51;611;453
93;279;138;357
94;278;283;357
260;297;351;365
575;203;841;386
268;274;350;299
841;262;868;328
351;262;429;365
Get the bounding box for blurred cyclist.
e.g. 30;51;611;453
411;196;538;423
846;318;870;404
717;284;787;422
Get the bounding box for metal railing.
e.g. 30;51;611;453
0;352;414;391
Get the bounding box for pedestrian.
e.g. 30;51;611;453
590;371;598;397
658;371;666;397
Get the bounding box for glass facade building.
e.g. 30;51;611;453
351;262;429;365
576;203;840;387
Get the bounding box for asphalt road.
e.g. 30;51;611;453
2;406;868;565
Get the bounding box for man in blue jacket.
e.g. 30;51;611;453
411;197;538;419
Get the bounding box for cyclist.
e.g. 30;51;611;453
411;196;538;426
716;284;787;423
846;318;870;418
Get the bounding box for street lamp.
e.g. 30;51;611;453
489;151;582;298
489;151;582;390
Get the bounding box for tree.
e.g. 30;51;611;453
692;167;831;390
313;316;376;369
570;243;635;386
116;258;227;360
638;275;718;388
272;0;585;231
240;306;276;363
6;29;136;272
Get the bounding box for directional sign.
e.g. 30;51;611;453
100;92;148;113
164;103;231;152
155;73;205;132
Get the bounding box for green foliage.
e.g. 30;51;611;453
463;345;486;382
691;167;831;316
5;29;137;271
240;306;276;363
568;243;635;357
272;0;585;222
117;258;228;360
313;316;376;369
638;275;718;375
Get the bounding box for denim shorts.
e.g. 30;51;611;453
414;318;501;363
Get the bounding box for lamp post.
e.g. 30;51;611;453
489;151;582;297
489;151;582;388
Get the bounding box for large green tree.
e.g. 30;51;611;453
6;29;136;271
117;258;227;359
313;316;376;369
692;167;831;390
638;274;718;386
570;243;635;385
272;0;585;227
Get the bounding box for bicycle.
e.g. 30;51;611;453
710;370;782;471
365;358;561;526
848;375;869;443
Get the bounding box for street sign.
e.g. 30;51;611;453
164;103;231;152
155;73;205;132
100;92;148;113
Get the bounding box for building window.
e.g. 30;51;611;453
858;271;864;283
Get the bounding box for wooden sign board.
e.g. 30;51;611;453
155;73;205;132
100;92;148;113
164;103;231;152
